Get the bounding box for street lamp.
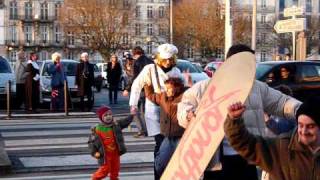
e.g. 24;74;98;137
224;0;233;57
252;0;257;50
169;0;173;43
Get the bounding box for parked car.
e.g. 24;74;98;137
256;61;320;102
204;61;223;77
0;56;16;103
192;62;204;72
176;59;209;84
39;59;93;107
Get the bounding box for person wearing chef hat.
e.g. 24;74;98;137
129;43;185;180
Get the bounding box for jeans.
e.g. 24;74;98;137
155;137;180;177
154;134;164;180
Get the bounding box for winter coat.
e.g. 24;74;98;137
177;79;301;169
224;117;320;180
48;63;67;88
129;63;183;136
106;62;122;85
25;60;40;109
125;55;153;91
88;115;133;165
75;61;94;96
144;85;185;137
15;60;28;84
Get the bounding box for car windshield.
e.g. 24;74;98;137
256;64;274;79
42;61;78;76
0;58;12;73
176;61;201;73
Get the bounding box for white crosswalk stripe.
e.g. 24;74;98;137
0;115;154;179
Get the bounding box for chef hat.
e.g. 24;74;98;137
157;43;178;59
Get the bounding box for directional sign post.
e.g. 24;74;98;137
274;6;306;60
274;18;306;34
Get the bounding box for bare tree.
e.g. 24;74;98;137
173;0;251;59
59;0;132;61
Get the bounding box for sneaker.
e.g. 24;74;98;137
133;132;145;138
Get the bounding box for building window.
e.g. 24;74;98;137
40;26;48;43
122;33;129;45
9;1;18;20
40;51;48;60
147;24;153;35
261;0;266;8
55;3;61;19
187;47;193;58
306;0;312;12
82;33;89;46
123;0;129;8
54;26;61;43
25;2;32;19
135;6;141;18
10;26;17;42
68;51;74;59
261;51;267;61
9;50;17;64
40;2;48;20
122;13;128;25
24;26;32;43
261;15;266;24
159;27;166;36
147;6;153;18
135;24;141;35
110;0;116;6
147;41;152;54
261;33;266;43
68;32;75;45
159;6;165;18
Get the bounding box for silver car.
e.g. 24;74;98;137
39;59;92;106
0;56;16;102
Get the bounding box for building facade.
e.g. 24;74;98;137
1;0;170;65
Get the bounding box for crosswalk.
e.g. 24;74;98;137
0;114;155;179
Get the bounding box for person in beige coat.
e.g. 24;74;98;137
177;44;301;180
15;50;28;109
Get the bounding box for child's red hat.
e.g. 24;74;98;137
96;106;111;121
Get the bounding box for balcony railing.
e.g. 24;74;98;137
18;15;58;23
5;39;64;47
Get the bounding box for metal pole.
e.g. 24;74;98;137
224;0;233;57
292;31;296;60
251;0;257;50
170;0;173;44
64;80;68;116
7;81;11;119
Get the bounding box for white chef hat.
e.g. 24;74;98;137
157;43;178;59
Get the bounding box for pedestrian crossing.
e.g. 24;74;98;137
0;115;155;179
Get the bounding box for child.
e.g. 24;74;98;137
88;106;133;180
144;76;191;177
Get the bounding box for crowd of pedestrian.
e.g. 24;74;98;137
96;43;319;180
12;43;319;180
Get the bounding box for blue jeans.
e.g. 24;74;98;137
155;136;180;177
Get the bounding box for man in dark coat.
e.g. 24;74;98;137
122;46;153;138
76;52;94;111
25;52;40;112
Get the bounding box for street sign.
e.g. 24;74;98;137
274;18;306;34
284;6;304;17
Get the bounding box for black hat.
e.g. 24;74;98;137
296;97;320;127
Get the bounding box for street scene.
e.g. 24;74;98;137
0;0;320;180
